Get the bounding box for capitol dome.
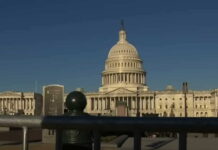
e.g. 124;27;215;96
165;85;176;91
99;24;148;92
108;30;139;59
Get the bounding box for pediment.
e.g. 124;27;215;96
105;87;136;95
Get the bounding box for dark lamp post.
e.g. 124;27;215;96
182;82;188;117
136;87;140;117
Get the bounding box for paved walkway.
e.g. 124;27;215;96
1;137;218;150
0;142;54;150
119;137;218;150
119;138;173;150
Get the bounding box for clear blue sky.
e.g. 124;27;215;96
0;1;218;93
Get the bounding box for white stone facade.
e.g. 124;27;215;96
0;91;42;115
84;27;218;117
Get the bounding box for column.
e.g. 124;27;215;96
132;73;134;83
1;99;2;111
146;97;148;110
105;98;107;110
150;97;152;110
129;73;131;83
90;98;93;111
141;74;143;84
117;73;119;83
132;97;135;109
108;75;110;85
138;74;141;84
1;98;4;111
7;99;10;110
141;74;144;84
132;74;134;83
32;99;35;113
104;76;106;85
93;98;95;111
31;99;33;110
14;99;16;110
28;99;30;110
138;74;140;84
148;97;150;110
98;98;100;110
31;99;33;112
104;75;106;85
107;97;110;110
108;75;110;84
115;97;118;109
140;97;143;110
94;98;96;110
137;74;138;84
99;98;101;111
137;74;139;84
99;98;103;111
128;97;131;110
143;74;144;84
143;97;145;110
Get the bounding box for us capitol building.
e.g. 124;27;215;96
1;25;218;119
84;25;218;117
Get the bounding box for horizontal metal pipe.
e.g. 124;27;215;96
0;115;42;128
41;116;218;133
1;116;218;133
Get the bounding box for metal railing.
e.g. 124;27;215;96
1;116;218;150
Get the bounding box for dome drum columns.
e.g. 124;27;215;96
102;72;146;86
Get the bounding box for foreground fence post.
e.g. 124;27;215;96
23;126;28;150
134;130;141;150
56;129;63;150
93;130;101;150
179;132;187;150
